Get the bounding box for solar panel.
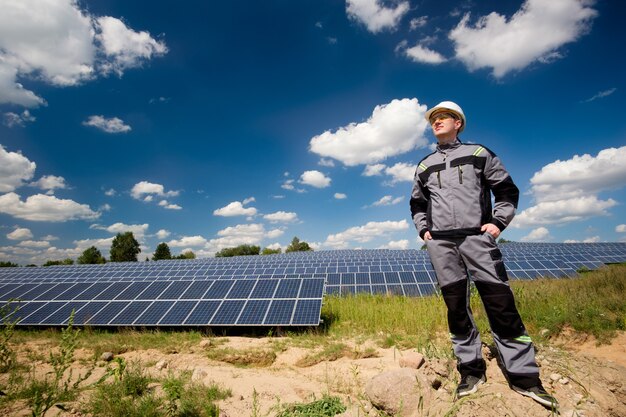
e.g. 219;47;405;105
1;243;624;328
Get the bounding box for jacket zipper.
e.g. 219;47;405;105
458;166;463;184
437;171;442;188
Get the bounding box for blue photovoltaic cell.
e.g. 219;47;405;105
16;283;55;300
158;281;192;299
275;280;300;298
250;279;278;298
73;302;107;325
419;284;436;296
185;300;221;325
292;299;321;325
226;280;255;299
159;301;197;324
115;282;150;300
211;300;245;324
3;301;45;323
404;284;420;296
387;285;404;296
384;272;400;283
75;282;112;300
298;279;324;298
95;283;131;300
20;302;64;324
237;300;270;324
111;301;152;325
341;273;355;285
138;281;170;299
134;301;174;325
180;281;212;299
90;301;129;325
203;281;233;299
42;302;87;324
3;284;39;300
35;284;75;300
264;299;295;325
370;273;385;284
57;283;92;300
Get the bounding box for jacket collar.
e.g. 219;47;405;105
436;138;462;152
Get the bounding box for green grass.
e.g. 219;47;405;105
275;395;346;417
321;264;626;346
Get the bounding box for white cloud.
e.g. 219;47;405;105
363;164;386;176
410;16;428;30
513;196;617;228
74;237;114;251
213;201;257;217
318;158;335;167
204;223;267;254
614;224;626;233
7;227;33;241
105;188;117;196
266;229;284;239
242;197;256;205
95;16;167;76
384;162;415;184
0;192;99;222
0;145;36;192
263;211;298;223
404;43;446;64
309;98;429;166
528;146;626;202
158;200;182;210
346;0;410;33
83;115;131;133
156;229;170;239
18;240;51;248
300;170;331;188
514;146;625;228
372;195;404;207
106;222;149;240
99;203;112;211
168;235;208;248
0;0;167;107
3;110;35;127
30;175;66;192
582;88;616;103
42;235;59;241
131;181;179;200
449;0;598;78
325;219;409;248
265;242;282;251
334;193;347;200
379;239;409;249
521;227;551;242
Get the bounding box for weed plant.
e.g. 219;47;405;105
275;395;346;417
0;303;19;373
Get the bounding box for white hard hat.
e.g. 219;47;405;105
425;101;466;133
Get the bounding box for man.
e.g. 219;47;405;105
410;101;557;409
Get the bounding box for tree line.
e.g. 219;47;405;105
0;234;313;267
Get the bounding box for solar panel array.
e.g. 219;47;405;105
1;243;624;328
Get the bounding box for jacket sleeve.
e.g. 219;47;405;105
410;165;430;240
483;150;519;232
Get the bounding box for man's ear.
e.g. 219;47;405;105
454;119;462;130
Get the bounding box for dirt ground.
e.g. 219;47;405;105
3;331;626;417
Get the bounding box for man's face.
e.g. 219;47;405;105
429;112;462;141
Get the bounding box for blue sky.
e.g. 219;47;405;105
1;0;625;265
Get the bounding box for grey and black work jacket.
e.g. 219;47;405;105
410;139;519;240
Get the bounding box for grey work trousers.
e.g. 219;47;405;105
425;233;540;388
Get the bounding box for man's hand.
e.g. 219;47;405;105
424;231;432;240
481;223;501;239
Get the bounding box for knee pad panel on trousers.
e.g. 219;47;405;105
474;281;525;338
440;279;473;337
